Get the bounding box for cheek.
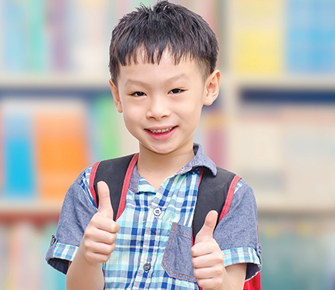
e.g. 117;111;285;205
122;106;143;133
177;102;203;121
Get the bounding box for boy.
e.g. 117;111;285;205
46;1;261;289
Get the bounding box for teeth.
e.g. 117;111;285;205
150;127;173;133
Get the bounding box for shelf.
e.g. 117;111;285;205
231;75;335;90
0;201;62;225
257;197;335;216
0;74;111;88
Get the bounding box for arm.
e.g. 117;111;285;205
191;211;246;290
66;243;105;290
66;181;120;290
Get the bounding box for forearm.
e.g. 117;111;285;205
66;242;104;290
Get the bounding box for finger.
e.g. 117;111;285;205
192;250;224;268
191;240;219;258
85;244;116;264
97;181;114;219
89;212;120;233
86;225;118;244
194;266;218;279
195;210;218;244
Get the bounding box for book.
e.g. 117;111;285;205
287;0;335;73
1;99;36;200
2;0;30;73
232;0;283;75
90;95;121;161
69;0;109;74
29;0;47;73
34;98;89;201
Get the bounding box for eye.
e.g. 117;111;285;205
169;88;183;94
131;91;146;97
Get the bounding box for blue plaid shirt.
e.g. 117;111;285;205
46;144;261;289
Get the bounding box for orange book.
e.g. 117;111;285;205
35;101;89;201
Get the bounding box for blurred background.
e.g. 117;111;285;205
0;0;335;289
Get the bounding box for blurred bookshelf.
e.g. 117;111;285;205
1;0;335;289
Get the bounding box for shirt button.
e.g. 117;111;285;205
153;207;162;216
50;235;57;245
143;263;151;271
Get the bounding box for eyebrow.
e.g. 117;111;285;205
124;73;190;88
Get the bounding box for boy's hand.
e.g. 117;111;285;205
83;181;120;264
191;210;224;290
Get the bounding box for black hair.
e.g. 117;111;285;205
109;0;219;84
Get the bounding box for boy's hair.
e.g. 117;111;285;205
109;0;219;84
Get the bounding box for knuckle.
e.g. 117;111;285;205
197;280;206;288
85;251;96;263
192;257;199;268
217;253;224;264
84;228;94;239
107;233;117;244
193;268;200;278
111;222;120;232
213;266;223;277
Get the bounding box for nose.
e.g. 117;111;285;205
146;96;171;120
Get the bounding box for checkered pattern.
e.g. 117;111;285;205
102;169;201;289
223;247;260;267
53;242;78;261
50;144;260;289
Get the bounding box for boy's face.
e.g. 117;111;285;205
110;51;220;157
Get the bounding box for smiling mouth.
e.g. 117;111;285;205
148;127;175;134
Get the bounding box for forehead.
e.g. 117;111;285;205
117;49;204;85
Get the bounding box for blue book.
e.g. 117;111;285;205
286;0;335;73
3;112;35;199
2;0;29;73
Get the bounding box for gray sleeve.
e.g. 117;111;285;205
213;180;262;280
45;168;98;274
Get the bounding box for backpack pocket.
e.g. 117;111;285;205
162;222;196;282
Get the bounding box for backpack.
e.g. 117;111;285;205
89;154;261;290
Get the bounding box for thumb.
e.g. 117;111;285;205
195;210;218;244
97;181;114;219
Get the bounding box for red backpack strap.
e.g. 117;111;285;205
89;161;101;207
218;175;241;221
244;272;261;290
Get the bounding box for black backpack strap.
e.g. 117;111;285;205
192;167;236;241
91;156;237;239
92;154;135;221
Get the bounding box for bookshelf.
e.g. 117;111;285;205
1;0;335;289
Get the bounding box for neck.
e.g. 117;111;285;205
137;144;195;190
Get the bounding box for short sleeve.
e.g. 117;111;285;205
45;167;97;274
213;180;262;280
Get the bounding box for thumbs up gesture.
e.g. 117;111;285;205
191;210;225;290
83;181;120;264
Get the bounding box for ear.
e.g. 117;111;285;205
109;79;123;113
203;70;220;106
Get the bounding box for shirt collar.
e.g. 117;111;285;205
130;143;217;194
177;143;217;176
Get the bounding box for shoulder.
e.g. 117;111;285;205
64;165;96;208
234;179;256;211
213;178;258;250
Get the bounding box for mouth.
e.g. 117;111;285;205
148;127;175;134
145;126;177;140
